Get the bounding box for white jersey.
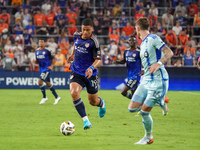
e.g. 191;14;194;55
140;34;169;81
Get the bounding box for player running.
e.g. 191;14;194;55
67;18;106;130
114;35;142;99
128;17;173;145
35;38;61;105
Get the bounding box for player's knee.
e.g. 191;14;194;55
70;90;80;100
38;79;43;86
88;99;96;106
46;82;51;87
121;90;127;96
128;107;140;113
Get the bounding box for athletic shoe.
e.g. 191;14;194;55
164;96;170;103
99;100;106;118
83;119;92;130
39;97;48;104
135;111;141;116
162;102;169;116
134;136;154;145
54;97;61;105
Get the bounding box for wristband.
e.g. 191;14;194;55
88;65;95;70
157;61;163;65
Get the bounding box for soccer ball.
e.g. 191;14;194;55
60;121;75;136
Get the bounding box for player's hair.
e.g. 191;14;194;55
81;18;93;26
135;17;150;30
38;37;46;42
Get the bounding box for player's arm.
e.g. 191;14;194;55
48;57;56;70
67;45;75;63
148;45;174;74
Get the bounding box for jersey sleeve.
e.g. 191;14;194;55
152;35;166;51
47;49;54;60
91;35;101;60
123;50;127;62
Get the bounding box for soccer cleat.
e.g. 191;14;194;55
83;119;92;130
162;102;169;116
164;96;170;103
54;97;61;105
134;136;154;145
99;100;106;118
135;111;141;116
39;97;48;104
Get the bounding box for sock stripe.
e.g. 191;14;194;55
74;99;83;107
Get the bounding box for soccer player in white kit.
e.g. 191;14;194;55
128;17;174;145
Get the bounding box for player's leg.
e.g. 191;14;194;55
128;81;147;113
121;85;131;99
88;93;106;118
70;72;91;130
46;81;61;105
122;79;138;99
85;75;106;118
38;72;48;104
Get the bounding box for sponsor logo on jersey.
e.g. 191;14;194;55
85;43;90;48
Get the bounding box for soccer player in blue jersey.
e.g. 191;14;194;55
128;17;174;145
67;18;106;130
35;38;61;105
114;35;142;99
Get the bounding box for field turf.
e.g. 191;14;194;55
0;89;200;150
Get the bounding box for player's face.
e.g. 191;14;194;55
128;37;137;48
81;25;93;39
135;25;141;39
39;40;45;49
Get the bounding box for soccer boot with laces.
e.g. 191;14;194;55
83;119;92;130
54;97;61;105
99;100;106;118
134;136;154;145
39;97;48;104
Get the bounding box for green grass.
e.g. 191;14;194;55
0;89;200;150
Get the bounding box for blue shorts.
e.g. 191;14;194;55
131;79;169;107
70;72;98;94
126;79;139;91
40;72;50;82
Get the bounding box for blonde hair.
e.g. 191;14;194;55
135;17;150;30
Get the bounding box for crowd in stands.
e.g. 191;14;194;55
0;0;200;71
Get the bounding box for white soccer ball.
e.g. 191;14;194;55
60;121;75;136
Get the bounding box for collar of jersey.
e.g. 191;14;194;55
142;33;151;42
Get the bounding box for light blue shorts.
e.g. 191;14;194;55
131;79;169;107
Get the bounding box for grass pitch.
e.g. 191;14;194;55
0;89;200;150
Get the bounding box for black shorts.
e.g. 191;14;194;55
40;72;50;82
126;79;139;91
70;72;98;94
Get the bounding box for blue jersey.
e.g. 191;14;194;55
35;48;54;73
23;34;32;45
70;31;101;76
124;48;141;81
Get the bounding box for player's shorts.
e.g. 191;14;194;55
70;72;98;94
126;79;139;91
131;79;169;107
40;72;50;82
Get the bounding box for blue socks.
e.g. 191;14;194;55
49;86;58;98
97;97;103;108
40;84;46;98
73;98;87;118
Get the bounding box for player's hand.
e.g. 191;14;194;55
47;65;53;70
67;54;74;63
85;68;93;78
138;70;144;76
148;63;160;74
